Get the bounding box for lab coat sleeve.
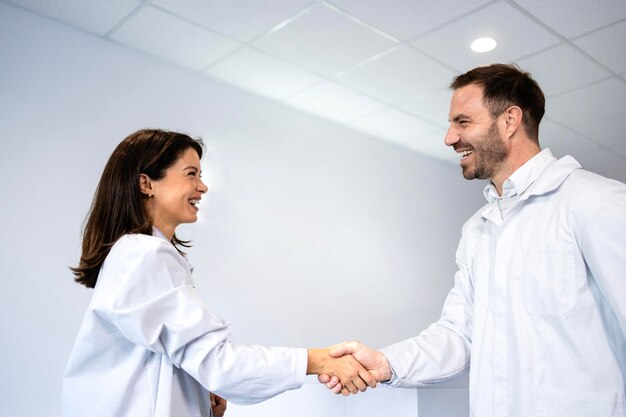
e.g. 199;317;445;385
579;179;626;339
380;233;473;388
102;237;307;405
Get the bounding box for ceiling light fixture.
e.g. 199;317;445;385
470;37;497;53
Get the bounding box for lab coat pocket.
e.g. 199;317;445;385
520;243;577;317
534;386;624;417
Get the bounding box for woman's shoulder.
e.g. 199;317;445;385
98;233;191;297
109;233;185;265
114;232;174;250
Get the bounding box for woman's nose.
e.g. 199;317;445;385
198;178;208;193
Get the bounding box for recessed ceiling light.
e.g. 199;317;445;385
471;37;497;53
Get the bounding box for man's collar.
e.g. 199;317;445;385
482;149;556;203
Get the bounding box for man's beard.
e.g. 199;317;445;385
461;121;508;180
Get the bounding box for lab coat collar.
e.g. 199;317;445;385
480;149;581;223
519;152;581;201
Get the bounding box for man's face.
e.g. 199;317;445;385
444;84;508;180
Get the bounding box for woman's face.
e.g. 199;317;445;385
146;148;208;239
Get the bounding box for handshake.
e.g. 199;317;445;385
307;341;392;396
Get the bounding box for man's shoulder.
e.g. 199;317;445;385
561;167;626;198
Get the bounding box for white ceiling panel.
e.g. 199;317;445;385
4;0;140;35
516;44;611;97
251;3;398;76
151;0;315;42
605;167;626;184
609;143;626;159
573;20;626;74
398;88;453;128
539;118;601;160
572;113;626;148
110;5;241;70
5;0;626;180
411;129;458;164
350;108;440;147
284;81;387;123
335;45;456;105
575;147;626;177
326;0;492;41
546;78;626;127
206;47;322;100
410;2;560;72
512;0;626;38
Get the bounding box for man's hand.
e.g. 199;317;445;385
210;392;227;417
317;341;392;395
306;347;377;395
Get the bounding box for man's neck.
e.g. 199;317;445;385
491;145;541;196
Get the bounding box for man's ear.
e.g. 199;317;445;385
139;173;154;197
503;106;523;138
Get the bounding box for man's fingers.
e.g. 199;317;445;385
329;341;359;358
359;368;377;388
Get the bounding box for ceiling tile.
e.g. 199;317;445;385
603;167;626;184
410;129;458;164
410;2;560;72
284;81;388;123
4;0;140;35
513;0;626;38
572;112;626;148
335;46;456;105
110;5;241;70
251;3;398;76
326;0;492;41
516;43;611;97
206;47;321;100
574;147;626;176
573;20;626;74
546;78;626;127
151;0;315;42
539;118;601;161
398;88;452;128
350;109;439;148
609;143;626;159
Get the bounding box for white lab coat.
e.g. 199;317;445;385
63;230;307;417
381;150;626;416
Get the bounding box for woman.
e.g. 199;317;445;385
63;129;374;417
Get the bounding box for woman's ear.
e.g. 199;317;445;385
139;173;154;197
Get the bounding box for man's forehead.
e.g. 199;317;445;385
453;83;484;103
449;84;486;115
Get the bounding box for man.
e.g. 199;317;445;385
320;64;626;417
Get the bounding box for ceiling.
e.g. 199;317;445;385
6;0;626;182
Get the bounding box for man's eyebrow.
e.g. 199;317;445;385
450;113;471;123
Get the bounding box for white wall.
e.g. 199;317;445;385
0;3;483;416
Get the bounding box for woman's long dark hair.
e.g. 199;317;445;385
71;129;204;288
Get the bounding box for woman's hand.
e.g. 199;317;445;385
210;392;227;417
